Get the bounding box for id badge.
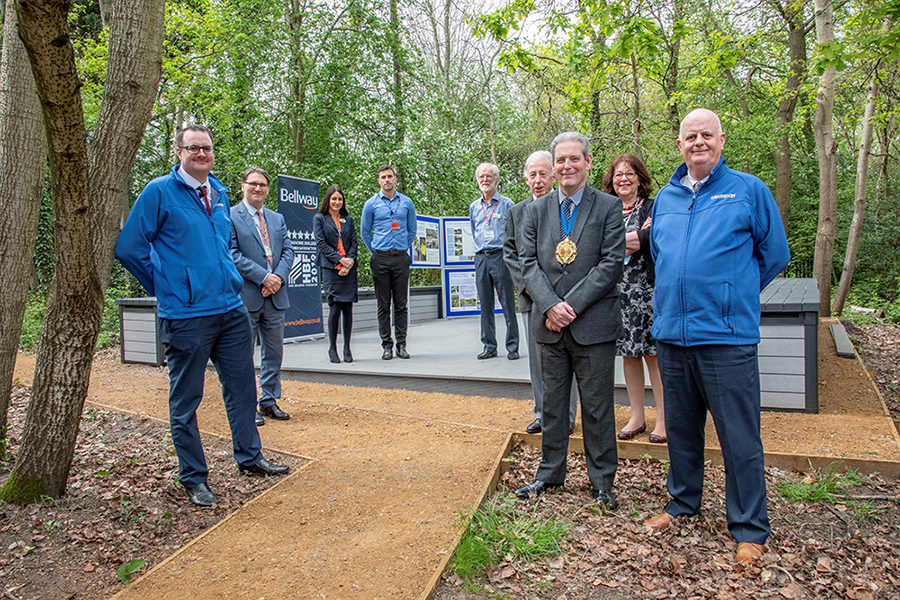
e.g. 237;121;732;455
484;230;495;240
265;246;273;257
390;222;400;230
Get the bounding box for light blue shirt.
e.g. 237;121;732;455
469;192;513;253
558;185;586;207
360;190;417;252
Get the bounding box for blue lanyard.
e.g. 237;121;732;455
559;202;579;237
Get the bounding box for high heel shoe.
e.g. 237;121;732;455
328;348;341;363
343;347;353;363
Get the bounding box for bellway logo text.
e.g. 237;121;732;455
280;188;318;208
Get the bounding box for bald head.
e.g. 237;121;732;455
676;108;726;181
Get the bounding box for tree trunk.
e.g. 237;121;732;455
832;71;883;315
0;0;47;456
288;0;306;171
770;0;807;235
0;0;164;504
812;0;837;316
390;0;404;153
630;53;642;161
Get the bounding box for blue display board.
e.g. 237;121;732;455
411;215;442;268
443;268;502;318
441;217;476;267
277;175;324;339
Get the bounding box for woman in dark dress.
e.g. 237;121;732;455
313;185;358;363
602;155;666;443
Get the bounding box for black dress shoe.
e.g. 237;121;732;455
477;349;498;360
343;348;353;363
396;344;410;359
592;488;618;509
514;480;561;499
382;348;393;360
239;458;290;476
184;483;218;506
255;412;265;427
525;418;542;434
328;348;341;363
258;403;290;420
507;351;520;360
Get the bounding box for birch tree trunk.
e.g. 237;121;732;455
832;76;881;316
0;0;48;456
0;0;164;503
812;0;837;316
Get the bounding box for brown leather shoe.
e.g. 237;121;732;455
644;511;674;530
735;542;766;565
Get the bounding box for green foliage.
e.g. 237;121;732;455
449;496;569;580
775;466;863;503
117;559;146;584
19;295;46;351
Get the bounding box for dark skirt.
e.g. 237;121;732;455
322;265;358;304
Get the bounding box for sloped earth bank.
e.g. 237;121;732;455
3;320;899;600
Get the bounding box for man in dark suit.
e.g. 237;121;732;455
515;132;625;507
503;151;578;435
231;166;294;426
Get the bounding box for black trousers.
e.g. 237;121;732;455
370;252;410;349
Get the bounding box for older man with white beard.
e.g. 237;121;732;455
469;162;519;360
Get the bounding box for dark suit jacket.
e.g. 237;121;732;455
313;213;358;269
230;202;293;312
521;185;625;346
503;194;537;313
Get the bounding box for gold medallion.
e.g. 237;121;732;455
556;237;577;265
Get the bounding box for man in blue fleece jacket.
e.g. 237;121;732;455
643;109;790;565
116;125;289;507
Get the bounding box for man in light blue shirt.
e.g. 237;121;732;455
360;165;417;360
469;163;519;360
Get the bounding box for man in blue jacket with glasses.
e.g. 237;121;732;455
643;109;790;566
116;125;289;507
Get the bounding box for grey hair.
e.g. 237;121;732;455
523;151;552;177
475;162;499;181
678;109;723;140
550;132;590;161
241;166;270;185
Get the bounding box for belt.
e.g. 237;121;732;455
374;249;407;256
476;248;501;255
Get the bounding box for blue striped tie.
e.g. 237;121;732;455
560;196;572;239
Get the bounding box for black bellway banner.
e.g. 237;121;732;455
277;175;324;339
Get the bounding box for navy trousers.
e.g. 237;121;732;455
158;306;263;489
247;297;285;408
657;342;770;544
474;250;519;353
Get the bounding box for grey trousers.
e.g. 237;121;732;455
524;310;578;423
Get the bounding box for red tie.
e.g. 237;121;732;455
198;185;210;216
258;210;273;267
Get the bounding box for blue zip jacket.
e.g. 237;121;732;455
115;166;244;319
649;158;790;346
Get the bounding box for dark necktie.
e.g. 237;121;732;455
560;196;573;239
198;185;210;216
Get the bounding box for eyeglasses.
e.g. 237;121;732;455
613;171;636;180
179;145;214;154
242;181;269;189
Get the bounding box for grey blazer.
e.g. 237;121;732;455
503;194;537;313
230;202;294;312
520;185;625;346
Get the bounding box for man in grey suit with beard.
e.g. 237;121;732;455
514;132;625;507
230;166;294;426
